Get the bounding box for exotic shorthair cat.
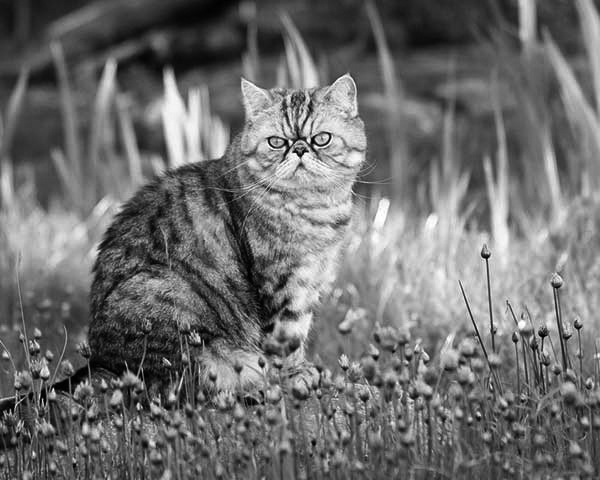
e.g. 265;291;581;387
88;74;366;393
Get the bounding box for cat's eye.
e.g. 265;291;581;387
267;136;287;149
312;132;332;147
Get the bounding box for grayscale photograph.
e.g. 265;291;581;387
0;0;596;478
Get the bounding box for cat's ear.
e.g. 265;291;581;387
241;78;272;120
324;73;358;116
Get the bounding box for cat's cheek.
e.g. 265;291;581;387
345;150;364;169
240;132;259;155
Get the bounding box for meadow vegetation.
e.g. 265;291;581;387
2;0;600;478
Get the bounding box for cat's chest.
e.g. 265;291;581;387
256;243;342;314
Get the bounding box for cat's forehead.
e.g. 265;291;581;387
269;87;319;103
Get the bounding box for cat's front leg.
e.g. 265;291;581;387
272;311;313;348
269;310;320;389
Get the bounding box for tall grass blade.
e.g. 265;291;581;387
116;94;143;188
162;68;187;167
50;42;82;188
576;0;600;112
50;148;80;207
546;33;600;198
518;0;537;51
162;69;229;167
483;74;510;258
241;2;260;82
0;68;29;209
89;58;118;201
279;13;320;88
366;0;408;204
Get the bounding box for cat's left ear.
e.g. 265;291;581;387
241;78;272;120
324;74;358;116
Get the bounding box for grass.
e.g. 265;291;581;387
3;0;600;478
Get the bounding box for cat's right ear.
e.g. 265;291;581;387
241;78;272;120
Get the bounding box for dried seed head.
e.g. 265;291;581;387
257;356;266;369
568;441;584;459
537;324;549;338
365;344;379;362
585;377;594;390
517;319;533;337
188;331;202;346
338;354;350;371
178;318;191;335
511;332;519;344
266;385;282;404
440;349;459;372
286;336;301;354
458;338;477;357
574;316;583;330
110;389;124;409
337;316;353;335
233;359;244;374
77;341;91;360
550;273;563;289
562;324;573;340
488;354;502;369
15;371;32;391
60;360;75;377
471;357;485;373
33;328;42;340
39;362;51;381
361;356;377;382
141;319;153;335
529;336;539;351
44;350;54;362
561;381;579;406
540;351;551;367
480;244;491;259
122;371;140;389
457;366;474;386
74;381;94;401
291;378;310;401
347;362;362;383
232;403;245;421
28;340;40;356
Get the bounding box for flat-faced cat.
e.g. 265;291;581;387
88;74;366;392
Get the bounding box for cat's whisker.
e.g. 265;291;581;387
214;156;255;180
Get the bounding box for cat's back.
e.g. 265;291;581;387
102;159;228;245
90;158;240;309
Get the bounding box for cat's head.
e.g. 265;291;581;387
239;74;366;190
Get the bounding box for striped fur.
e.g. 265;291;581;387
88;74;367;393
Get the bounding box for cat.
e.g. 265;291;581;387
88;74;367;393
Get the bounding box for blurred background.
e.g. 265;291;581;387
1;0;600;394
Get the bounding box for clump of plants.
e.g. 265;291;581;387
0;245;598;479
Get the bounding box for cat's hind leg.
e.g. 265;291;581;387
89;270;263;392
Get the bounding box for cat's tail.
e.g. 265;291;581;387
0;365;95;450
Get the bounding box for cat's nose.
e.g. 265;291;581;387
292;141;308;157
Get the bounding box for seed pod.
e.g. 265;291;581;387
550;273;563;289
